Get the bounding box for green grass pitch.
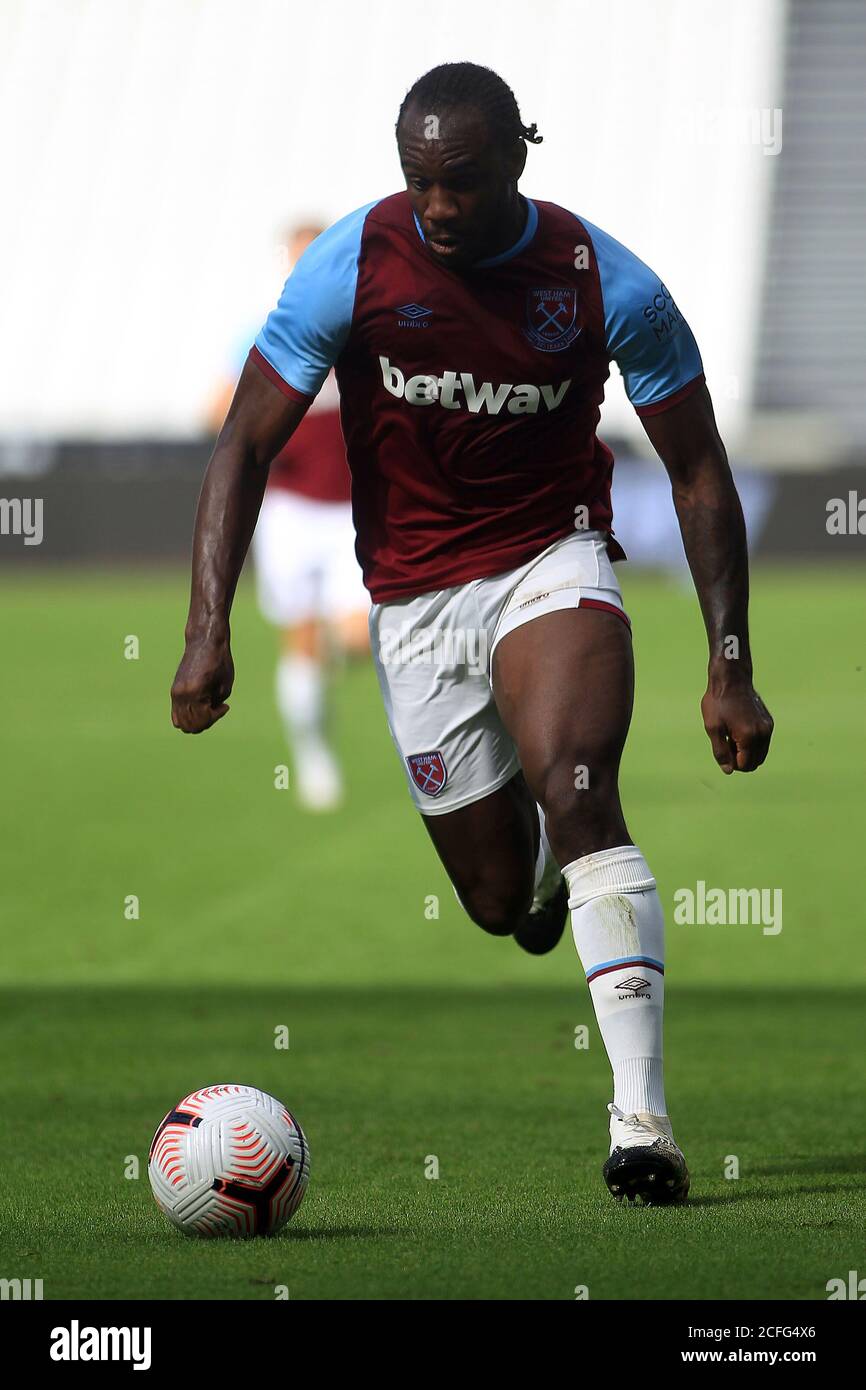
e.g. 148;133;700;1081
1;563;864;1300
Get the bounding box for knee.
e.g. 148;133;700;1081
532;756;624;860
457;877;533;936
533;752;615;816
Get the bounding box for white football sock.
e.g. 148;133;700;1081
563;845;667;1117
277;654;344;809
276;653;325;742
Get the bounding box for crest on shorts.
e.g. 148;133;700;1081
523;287;581;352
406;750;447;797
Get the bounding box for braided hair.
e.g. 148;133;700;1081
396;62;542;151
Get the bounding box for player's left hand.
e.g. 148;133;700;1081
701;671;774;774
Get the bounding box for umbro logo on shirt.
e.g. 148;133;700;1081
379;356;571;416
395;303;433;328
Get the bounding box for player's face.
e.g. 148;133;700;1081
398;105;526;271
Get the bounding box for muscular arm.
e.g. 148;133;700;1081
641;384;773;774
171;359;308;733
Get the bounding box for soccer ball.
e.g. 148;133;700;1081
148;1084;310;1237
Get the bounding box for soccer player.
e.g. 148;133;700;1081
171;62;774;1205
207;226;369;811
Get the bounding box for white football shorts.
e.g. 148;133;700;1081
369;529;630;815
253;490;368;627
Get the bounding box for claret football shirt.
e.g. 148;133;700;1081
267;371;350;504
251;193;704;602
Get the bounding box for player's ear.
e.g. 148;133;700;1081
505;138;528;181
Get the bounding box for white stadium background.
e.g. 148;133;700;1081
0;0;784;447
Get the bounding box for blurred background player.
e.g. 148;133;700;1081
208;225;370;811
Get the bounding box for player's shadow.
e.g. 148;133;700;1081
686;1177;866;1208
750;1155;866;1176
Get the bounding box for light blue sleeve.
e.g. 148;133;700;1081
582;218;703;410
254;201;378;397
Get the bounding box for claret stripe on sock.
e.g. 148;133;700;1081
585;955;665;984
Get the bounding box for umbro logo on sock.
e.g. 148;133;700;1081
615;975;652;998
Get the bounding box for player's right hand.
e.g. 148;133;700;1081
171;636;234;733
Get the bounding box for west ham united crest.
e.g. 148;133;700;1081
406;750;447;797
524;287;581;352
